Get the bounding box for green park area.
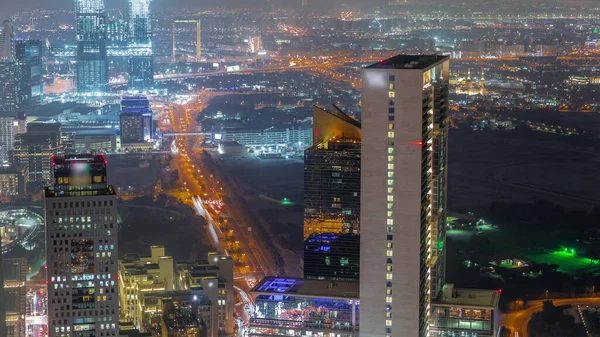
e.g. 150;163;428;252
525;249;600;274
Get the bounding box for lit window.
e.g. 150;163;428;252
387;219;393;225
388;91;395;98
387;211;393;217
387;171;394;178
386;311;392;317
387;187;393;194
386;320;393;326
386;289;392;295
387;195;393;202
388;123;394;130
386;273;393;280
388;131;394;138
387;266;393;272
388;148;394;154
387;203;393;209
387;179;393;186
389;83;395;90
388;164;394;170
387;226;393;232
388;155;394;162
386;296;393;303
386;250;393;257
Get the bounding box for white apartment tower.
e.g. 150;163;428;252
44;154;118;337
360;55;450;337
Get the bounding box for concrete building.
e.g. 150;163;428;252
44;154;119;337
249;277;359;337
360;54;450;337
430;284;501;337
213;126;312;150
3;257;27;337
0;20;14;60
303;105;361;281
73;130;119;152
118;247;233;337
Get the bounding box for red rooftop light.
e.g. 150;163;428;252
411;141;424;146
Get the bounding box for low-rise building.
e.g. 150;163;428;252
430;284;501;337
249;277;360;337
0;166;26;196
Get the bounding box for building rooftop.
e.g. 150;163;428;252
433;284;501;308
365;54;449;70
251;277;359;300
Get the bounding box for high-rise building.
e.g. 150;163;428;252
0;20;14;60
360;54;449;337
0;61;19;112
119;96;152;144
0;116;15;164
12;123;62;194
75;0;108;93
128;0;153;90
3;258;27;337
0;241;5;337
106;18;129;49
303;105;361;281
44;154;119;337
15;40;43;109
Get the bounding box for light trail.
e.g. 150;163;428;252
192;196;223;252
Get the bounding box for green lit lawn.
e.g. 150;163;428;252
525;251;599;274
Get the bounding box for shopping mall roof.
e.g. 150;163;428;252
250;277;359;300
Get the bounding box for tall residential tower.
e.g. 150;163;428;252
75;0;108;93
44;154;119;337
360;54;450;337
303;105;361;281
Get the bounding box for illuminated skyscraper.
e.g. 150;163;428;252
75;0;108;93
15;40;43;109
119;96;153;143
303;105;361;281
0;116;15;164
128;0;153;90
3;257;27;337
44;154;118;337
360;54;449;337
0;61;19;112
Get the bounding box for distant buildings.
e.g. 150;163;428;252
128;0;154;90
211;126;312;151
118;246;234;337
0;61;19;112
0;166;26;196
75;0;108;93
119;96;153;144
3;258;27;337
303;105;361;281
15;40;43;109
12;123;62;194
0;20;14;60
361;54;450;337
44;154;119;337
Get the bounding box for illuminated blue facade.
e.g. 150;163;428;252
119;96;153;143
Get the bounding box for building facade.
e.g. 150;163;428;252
128;0;153;90
44;154;119;337
75;0;108;93
3;258;27;337
0;20;14;60
249;277;359;337
12;123;62;194
0;116;15;164
120;96;152;144
0;61;19;112
360;54;450;337
303;105;361;281
430;284;501;337
15;40;43;109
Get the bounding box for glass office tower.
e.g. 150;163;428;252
303;105;361;281
75;0;108;93
15;40;43;109
128;0;153;90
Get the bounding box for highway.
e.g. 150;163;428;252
503;297;600;337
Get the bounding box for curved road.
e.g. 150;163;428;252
503;297;600;337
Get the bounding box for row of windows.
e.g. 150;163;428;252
53;200;113;208
385;76;396;337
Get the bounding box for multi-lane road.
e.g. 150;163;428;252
503;297;600;337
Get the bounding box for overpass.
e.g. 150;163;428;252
162;132;211;137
